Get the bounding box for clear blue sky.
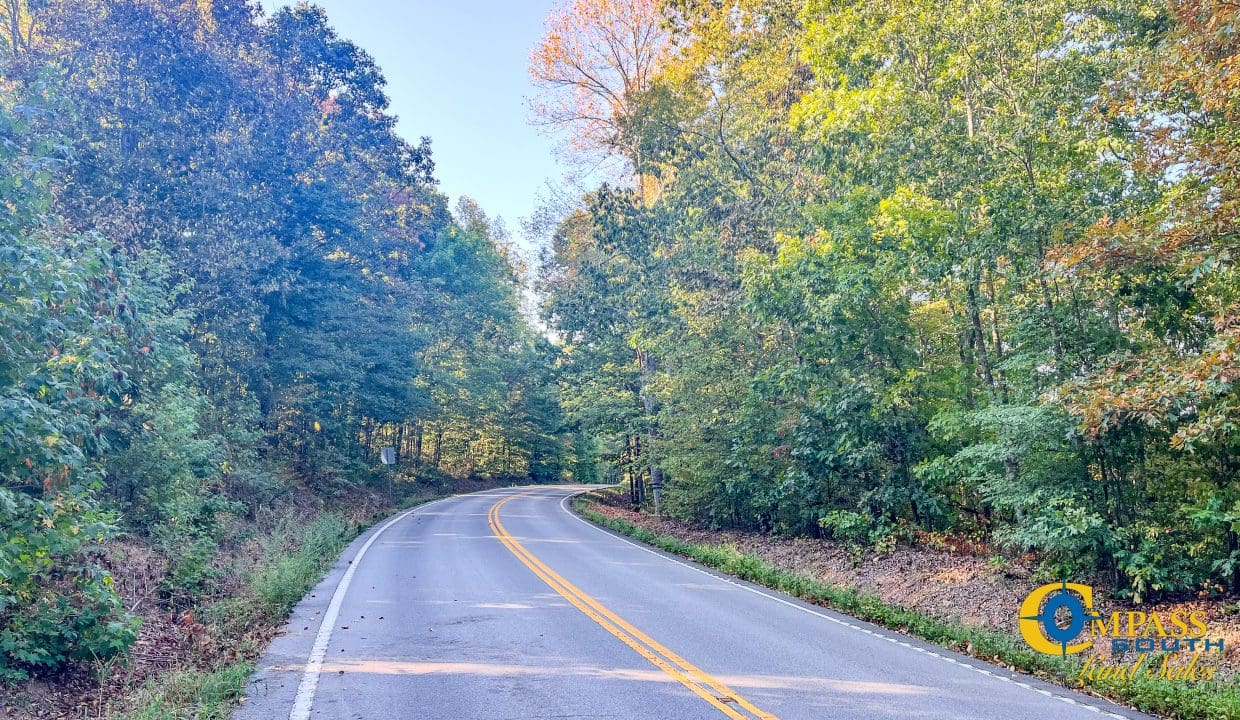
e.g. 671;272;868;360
259;0;563;253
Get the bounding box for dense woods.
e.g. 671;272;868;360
4;0;1240;702
537;0;1239;605
0;0;563;680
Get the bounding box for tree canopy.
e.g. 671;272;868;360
537;0;1240;603
0;0;564;679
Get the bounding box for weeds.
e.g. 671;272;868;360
112;662;252;720
253;514;352;620
98;513;354;719
575;498;1240;720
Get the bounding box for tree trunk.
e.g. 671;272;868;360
632;434;645;506
966;279;996;394
637;349;663;514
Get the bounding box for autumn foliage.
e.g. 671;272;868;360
539;0;1240;608
530;0;669;162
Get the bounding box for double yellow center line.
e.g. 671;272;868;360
487;493;779;720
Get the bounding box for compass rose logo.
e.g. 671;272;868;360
1017;581;1101;656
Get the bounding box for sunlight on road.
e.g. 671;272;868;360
281;659;930;696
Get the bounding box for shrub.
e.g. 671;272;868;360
818;509;903;554
0;489;137;680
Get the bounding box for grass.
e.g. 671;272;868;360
252;513;352;621
112;662;253;720
105;494;453;720
574;497;1240;720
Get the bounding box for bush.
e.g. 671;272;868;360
0;489;137;680
151;493;244;604
818;509;903;554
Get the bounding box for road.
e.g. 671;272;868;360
234;485;1152;720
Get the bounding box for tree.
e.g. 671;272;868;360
543;0;1239;600
531;0;670;174
0;87;140;678
1054;0;1240;593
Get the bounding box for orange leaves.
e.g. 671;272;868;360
317;95;341;119
530;0;670;160
1055;1;1240;450
1058;324;1240;450
1048;215;1158;274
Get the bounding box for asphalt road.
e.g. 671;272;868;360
234;485;1153;720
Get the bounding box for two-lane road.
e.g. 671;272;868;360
235;486;1151;720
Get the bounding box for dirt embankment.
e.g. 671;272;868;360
585;498;1240;674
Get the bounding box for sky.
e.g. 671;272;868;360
258;0;564;255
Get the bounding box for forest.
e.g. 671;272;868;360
535;0;1239;606
0;0;566;682
2;0;1239;706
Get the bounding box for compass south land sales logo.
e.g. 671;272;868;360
1018;582;1224;682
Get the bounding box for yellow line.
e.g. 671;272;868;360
488;493;780;720
490;506;742;718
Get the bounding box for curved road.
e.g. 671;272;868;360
234;485;1151;720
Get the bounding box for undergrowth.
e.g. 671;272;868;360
101;494;452;719
575;498;1240;720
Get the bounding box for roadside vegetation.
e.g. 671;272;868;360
576;494;1240;720
4;0;1240;717
537;0;1240;606
0;1;564;716
104;495;441;720
108;513;352;720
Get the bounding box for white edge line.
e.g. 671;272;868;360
288;488;521;720
558;492;1137;720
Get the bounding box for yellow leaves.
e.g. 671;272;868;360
871;187;955;256
770;231;833;266
790;82;878;139
196;0;217;35
313;421;322;432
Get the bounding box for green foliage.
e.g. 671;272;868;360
0;0;563;685
542;0;1240;602
0;87;140;679
818;510;902;555
0;489;137;680
577;498;1240;720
